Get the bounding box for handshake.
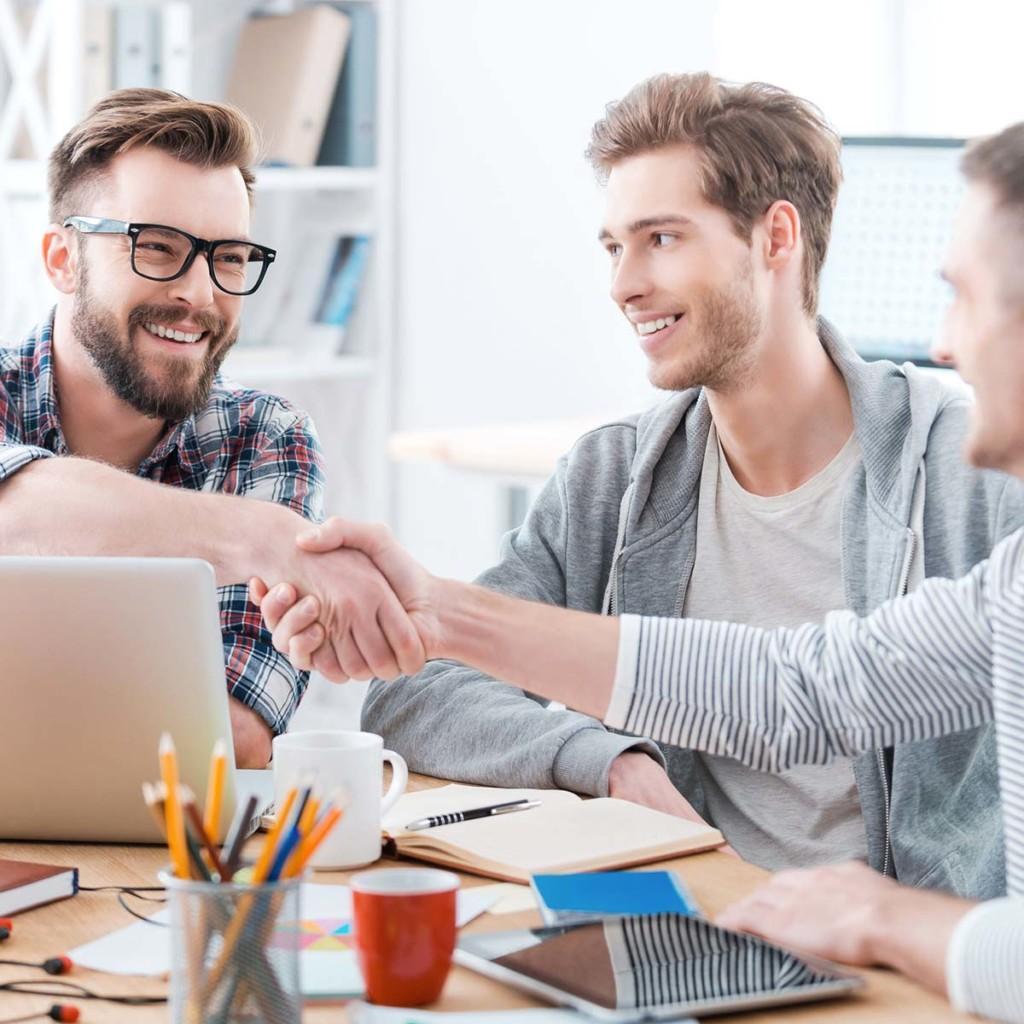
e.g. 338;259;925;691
249;518;444;683
247;513;616;726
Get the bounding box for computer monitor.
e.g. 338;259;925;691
819;136;966;366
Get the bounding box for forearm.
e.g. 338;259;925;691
0;458;302;586
436;579;619;718
228;698;273;769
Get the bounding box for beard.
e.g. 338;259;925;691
70;257;237;422
651;256;763;393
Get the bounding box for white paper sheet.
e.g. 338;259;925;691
348;1005;590;1023
68;881;499;999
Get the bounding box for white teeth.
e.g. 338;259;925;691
144;322;204;344
635;314;680;335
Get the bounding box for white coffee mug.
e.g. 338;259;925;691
272;730;408;869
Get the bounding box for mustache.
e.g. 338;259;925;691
128;305;226;337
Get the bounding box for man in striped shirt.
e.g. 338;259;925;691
259;122;1024;1021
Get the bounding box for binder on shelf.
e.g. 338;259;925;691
226;6;352;168
317;2;377;167
113;7;160;89
316;235;371;329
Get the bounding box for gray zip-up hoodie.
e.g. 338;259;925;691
363;320;1024;898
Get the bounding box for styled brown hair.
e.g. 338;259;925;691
47;88;260;223
962;123;1024;307
586;72;842;315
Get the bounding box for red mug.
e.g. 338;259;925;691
351;867;460;1006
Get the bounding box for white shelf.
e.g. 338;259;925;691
223;349;375;382
0;161;377;198
253;166;377;192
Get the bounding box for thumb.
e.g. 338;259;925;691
298;518;389;559
296;517;349;553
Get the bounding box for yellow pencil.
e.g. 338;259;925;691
159;733;190;879
203;738;227;841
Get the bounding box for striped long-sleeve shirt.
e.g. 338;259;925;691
607;525;1024;1023
1;318;325;734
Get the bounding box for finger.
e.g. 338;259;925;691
260;583;299;632
249;577;269;603
336;629;373;681
377;591;426;676
270;595;320;657
288;621;326;672
295;517;350;553
352;615;402;681
311;640;349;683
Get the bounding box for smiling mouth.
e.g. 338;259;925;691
634;313;683;337
142;321;208;345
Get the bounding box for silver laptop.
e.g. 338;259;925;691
0;557;239;843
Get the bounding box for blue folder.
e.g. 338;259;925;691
531;870;699;926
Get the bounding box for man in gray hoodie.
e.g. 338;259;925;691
262;73;1023;896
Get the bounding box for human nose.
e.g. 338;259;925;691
930;323;957;367
610;247;652;308
168;248;216;308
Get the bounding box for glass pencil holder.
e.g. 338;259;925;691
160;870;303;1024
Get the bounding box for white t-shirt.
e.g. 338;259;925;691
681;425;868;870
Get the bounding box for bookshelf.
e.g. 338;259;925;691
0;0;397;522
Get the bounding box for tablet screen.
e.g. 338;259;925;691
458;913;861;1014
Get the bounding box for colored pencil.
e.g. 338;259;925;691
203;738;227;840
159;733;190;879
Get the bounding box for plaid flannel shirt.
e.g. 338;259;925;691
0;315;325;734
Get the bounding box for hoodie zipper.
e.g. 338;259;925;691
878;529;918;878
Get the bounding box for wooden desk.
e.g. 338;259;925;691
0;789;970;1023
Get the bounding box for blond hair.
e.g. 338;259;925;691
586;72;842;315
48;88;260;222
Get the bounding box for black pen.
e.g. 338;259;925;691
405;798;541;831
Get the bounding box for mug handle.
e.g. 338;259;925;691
381;749;408;816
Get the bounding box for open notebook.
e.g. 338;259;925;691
381;785;723;884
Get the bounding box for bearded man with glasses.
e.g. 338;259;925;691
0;89;424;767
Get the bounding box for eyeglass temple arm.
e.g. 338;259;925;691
63;216;129;233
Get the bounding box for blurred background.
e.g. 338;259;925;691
0;0;1019;726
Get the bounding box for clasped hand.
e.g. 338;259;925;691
250;518;442;683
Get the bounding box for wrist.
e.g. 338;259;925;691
203;497;303;588
429;576;475;661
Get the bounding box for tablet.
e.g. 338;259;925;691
456;912;865;1021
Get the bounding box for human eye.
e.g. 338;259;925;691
652;232;676;247
604;241;622;258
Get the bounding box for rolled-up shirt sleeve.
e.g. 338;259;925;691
0;441;53;481
946;898;1024;1022
0;377;55;481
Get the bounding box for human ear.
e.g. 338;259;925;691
763;200;800;268
41;224;79;294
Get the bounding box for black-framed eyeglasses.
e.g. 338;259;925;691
63;215;277;296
